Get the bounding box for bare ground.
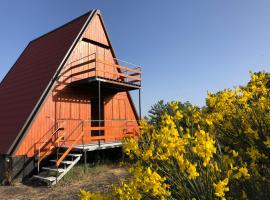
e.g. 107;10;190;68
0;164;128;200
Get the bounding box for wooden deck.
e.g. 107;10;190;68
57;52;142;91
62;141;122;151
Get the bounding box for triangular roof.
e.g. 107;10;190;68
0;10;97;155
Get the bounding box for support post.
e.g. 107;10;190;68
98;81;101;147
82;121;87;173
84;150;87;173
139;88;142;120
38;148;40;174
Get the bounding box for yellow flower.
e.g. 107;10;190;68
113;181;142;200
264;137;270;149
174;110;183;120
213;178;229;200
205;118;213;126
174;152;186;172
80;190;108;200
123;138;140;157
231;150;238;157
142;147;153;161
120;166;171;199
187;163;199;180
192;130;216;167
169;101;179;111
234;167;250;179
214;162;221;172
161;113;175;127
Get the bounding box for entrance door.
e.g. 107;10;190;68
91;98;104;136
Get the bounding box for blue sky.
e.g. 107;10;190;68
0;1;269;115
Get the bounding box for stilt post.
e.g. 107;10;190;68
139;88;142;120
98;81;101;147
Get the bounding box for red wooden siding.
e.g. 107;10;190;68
84;14;109;46
0;12;90;154
15;14;139;157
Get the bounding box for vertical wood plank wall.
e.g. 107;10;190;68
15;14;138;157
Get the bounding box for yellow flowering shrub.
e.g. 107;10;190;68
113;72;270;199
206;71;270;198
79;189;108;200
113;166;170;200
81;71;270;199
114;102;240;199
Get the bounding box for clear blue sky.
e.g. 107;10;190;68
0;1;269;115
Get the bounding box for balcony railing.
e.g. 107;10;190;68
58;53;142;88
36;119;140;171
54;119;140;167
61;119;139;144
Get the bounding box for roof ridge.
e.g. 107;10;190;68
30;10;95;43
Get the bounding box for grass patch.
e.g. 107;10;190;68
57;163;118;187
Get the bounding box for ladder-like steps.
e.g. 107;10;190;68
42;167;65;173
50;160;74;165
33;175;56;182
34;153;82;185
58;153;82;157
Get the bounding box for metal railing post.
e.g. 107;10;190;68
95;52;97;77
98;80;101;147
82;121;87;173
38;148;40;174
139;88;142;120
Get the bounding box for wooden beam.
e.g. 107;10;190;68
82;38;110;49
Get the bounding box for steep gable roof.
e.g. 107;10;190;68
0;10;96;154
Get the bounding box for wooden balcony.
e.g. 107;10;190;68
49;119;139;152
57;53;142;91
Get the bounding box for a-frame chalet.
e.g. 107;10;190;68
0;9;141;185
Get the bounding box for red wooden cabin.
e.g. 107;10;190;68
0;10;141;184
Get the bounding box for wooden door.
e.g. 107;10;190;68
90;97;104;136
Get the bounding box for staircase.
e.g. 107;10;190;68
33;152;82;185
33;121;84;185
32;120;138;185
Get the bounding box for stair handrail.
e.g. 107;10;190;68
37;126;61;151
56;120;84;167
37;120;65;173
37;120;65;151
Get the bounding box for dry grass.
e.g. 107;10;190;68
0;163;129;200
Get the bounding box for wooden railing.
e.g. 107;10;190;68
55;119;140;167
61;119;139;143
56;121;84;167
36;120;66;173
58;53;142;87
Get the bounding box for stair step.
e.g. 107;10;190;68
59;153;82;157
50;160;74;165
33;175;56;182
42;167;65;173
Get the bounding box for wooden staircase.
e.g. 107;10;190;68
33;152;82;185
32;120;139;185
33;121;84;185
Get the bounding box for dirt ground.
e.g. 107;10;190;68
0;164;128;200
